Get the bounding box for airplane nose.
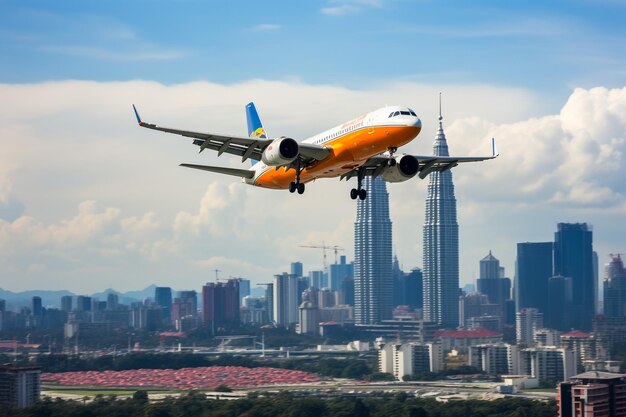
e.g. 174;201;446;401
412;117;422;129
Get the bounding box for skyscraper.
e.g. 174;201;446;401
554;223;595;330
329;255;353;292
515;242;553;314
423;103;459;329
273;273;299;327
354;176;392;325
202;279;240;334
476;251;511;316
291;262;303;277
154;287;172;323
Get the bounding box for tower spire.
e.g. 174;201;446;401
439;92;443;122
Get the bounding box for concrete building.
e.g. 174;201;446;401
0;365;41;408
357;319;438;343
521;346;576;383
517;307;544;346
379;341;443;380
558;371;626;417
354;176;392;325
423;106;459;329
434;328;503;353
534;328;561;347
469;343;520;375
202;279;240;333
298;289;319;335
273;273;299;328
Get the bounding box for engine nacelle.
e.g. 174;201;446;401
381;154;419;183
261;137;299;166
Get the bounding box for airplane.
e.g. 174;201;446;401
132;101;497;200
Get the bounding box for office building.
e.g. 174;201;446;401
515;242;553;314
476;251;511;316
354;176;392;324
31;297;42;317
547;275;574;331
517;308;544;346
309;270;326;289
61;296;72;313
604;254;626;318
554;223;595;330
329;255;353;292
273;273;299;327
0;365;41;408
423;108;459;328
558;371;626;417
75;295;92;312
106;293;119;310
154;287;173;323
291;262;303;278
202;279;240;334
341;277;355;306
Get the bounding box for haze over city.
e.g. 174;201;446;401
1;0;625;293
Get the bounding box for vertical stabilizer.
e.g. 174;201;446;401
246;102;266;166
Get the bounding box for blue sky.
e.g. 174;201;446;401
2;0;624;99
1;1;626;293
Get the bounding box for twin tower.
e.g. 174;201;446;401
354;106;459;328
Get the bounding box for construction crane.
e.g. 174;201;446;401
299;243;345;272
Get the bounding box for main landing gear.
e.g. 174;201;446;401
288;158;305;195
387;146;398;166
350;168;367;200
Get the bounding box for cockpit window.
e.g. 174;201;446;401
400;111;410;115
409;109;417;116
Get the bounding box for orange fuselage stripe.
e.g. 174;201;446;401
254;125;421;189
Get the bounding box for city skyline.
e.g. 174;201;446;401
1;2;626;293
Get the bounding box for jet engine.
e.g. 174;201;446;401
261;137;299;166
381;154;419;182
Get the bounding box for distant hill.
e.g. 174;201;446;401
0;284;161;310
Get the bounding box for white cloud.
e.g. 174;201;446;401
250;24;281;32
0;80;624;293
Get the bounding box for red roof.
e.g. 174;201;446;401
561;330;591;338
435;327;502;338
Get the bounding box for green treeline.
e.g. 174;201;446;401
2;391;556;417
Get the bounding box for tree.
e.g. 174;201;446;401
132;390;149;402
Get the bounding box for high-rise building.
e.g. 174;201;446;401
423;107;459;329
469;343;520;375
354;176;392;325
264;283;274;324
106;293;119;310
604;254;626;318
558;371;626;417
31;297;42;318
0;299;5;312
378;341;443;380
516;307;544;346
298;289;319;335
273;273;299;327
521;346;576;382
238;279;251;304
547;275;574;331
341;277;355;306
476;251;511;317
154;287;173;323
202;279;240;334
60;295;72;312
515;242;553;314
309;270;326;289
291;262;303;278
329;255;353;292
0;365;41;408
75;295;92;312
554;223;595;330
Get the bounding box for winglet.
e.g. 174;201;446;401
492;137;499;157
132;104;142;124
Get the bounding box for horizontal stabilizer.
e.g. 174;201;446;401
180;164;255;179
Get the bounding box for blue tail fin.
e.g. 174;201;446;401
246;102;266;166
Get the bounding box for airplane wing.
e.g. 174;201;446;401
133;105;329;163
341;138;498;181
179;164;255;179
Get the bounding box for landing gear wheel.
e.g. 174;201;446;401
359;189;367;200
297;183;305;194
289;182;297;193
350;188;358;200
